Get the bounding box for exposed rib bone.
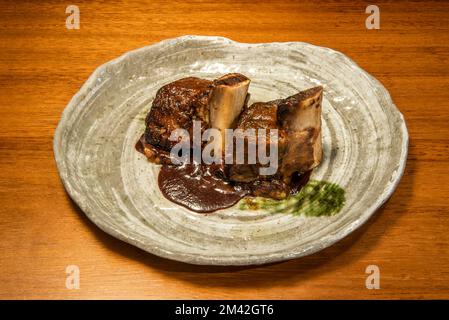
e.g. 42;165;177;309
209;73;250;150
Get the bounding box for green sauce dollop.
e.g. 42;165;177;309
239;180;345;217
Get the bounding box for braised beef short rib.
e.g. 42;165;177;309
138;73;323;199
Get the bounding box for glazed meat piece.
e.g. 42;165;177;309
228;101;287;183
277;86;323;181
229;86;323;198
142;77;213;163
227;101;290;199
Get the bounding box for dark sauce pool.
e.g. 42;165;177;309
136;140;310;213
158;163;248;213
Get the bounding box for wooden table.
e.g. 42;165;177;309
1;0;448;299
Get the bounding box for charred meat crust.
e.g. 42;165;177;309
144;77;213;154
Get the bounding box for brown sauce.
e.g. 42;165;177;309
158;163;248;213
136;142;311;214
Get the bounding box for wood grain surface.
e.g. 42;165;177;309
1;0;448;299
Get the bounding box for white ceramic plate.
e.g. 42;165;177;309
53;35;408;265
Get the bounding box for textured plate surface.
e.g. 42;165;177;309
53;35;408;265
